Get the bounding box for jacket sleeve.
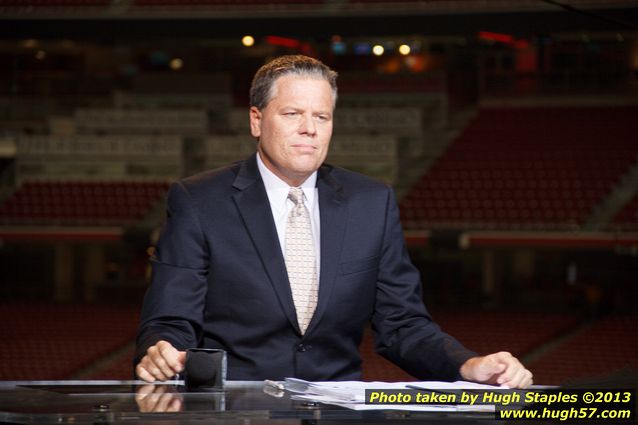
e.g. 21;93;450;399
134;181;210;366
371;187;476;381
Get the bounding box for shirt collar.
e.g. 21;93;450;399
256;152;317;209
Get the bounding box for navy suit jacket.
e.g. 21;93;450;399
135;154;475;381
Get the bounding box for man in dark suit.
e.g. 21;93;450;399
135;55;533;388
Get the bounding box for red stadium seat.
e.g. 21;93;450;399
0;180;169;227
400;106;638;230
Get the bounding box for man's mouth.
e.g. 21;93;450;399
291;144;316;150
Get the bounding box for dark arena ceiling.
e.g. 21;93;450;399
1;0;638;40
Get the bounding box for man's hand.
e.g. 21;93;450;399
135;340;186;382
459;351;533;389
135;384;183;412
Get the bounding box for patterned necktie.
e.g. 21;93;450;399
284;187;318;334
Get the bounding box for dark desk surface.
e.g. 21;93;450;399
0;380;495;424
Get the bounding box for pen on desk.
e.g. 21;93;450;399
405;384;445;390
264;379;285;391
405;384;456;395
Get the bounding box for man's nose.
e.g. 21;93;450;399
298;114;317;136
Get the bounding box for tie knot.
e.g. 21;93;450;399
288;187;304;206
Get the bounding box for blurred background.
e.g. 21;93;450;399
0;0;637;385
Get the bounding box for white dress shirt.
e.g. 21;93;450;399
256;152;321;280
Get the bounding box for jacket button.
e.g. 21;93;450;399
297;344;311;352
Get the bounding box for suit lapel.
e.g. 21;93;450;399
231;154;300;331
307;164;347;334
232;157;348;336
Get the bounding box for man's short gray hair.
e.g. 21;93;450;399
250;55;338;110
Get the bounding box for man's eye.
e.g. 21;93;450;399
315;115;329;122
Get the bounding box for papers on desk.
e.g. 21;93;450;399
281;378;498;412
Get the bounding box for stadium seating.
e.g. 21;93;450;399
528;315;638;385
0;180;169;226
432;310;581;358
610;193;638;231
133;0;322;5
0;303;139;380
2;303;632;385
360;310;581;381
73;109;208;136
1;0;110;5
400;106;638;230
84;346;136;380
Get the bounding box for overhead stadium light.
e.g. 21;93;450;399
169;58;183;71
242;35;255;47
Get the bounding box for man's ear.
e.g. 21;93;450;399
249;106;261;138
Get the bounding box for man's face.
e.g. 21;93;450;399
250;75;334;187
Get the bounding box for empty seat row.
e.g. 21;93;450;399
400;106;638;230
0;303;139;380
0;180;170;226
610;193;638;230
359;311;580;382
528;315;638;385
2;0;109;5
